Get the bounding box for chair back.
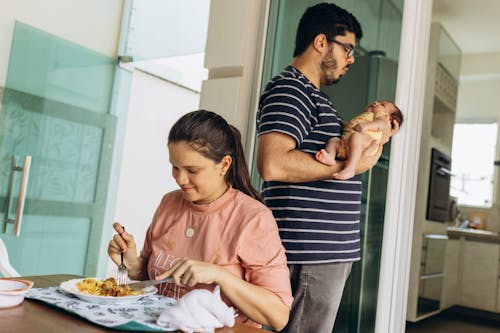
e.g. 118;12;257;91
0;238;20;277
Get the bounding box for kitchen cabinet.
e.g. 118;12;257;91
440;239;460;309
460;240;499;312
417;234;447;316
497;250;500;313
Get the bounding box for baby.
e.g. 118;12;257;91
316;100;403;180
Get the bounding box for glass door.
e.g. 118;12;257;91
325;54;399;333
0;22;116;276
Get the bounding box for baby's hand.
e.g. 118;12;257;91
354;123;367;132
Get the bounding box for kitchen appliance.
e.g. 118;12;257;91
426;148;452;222
448;196;459;226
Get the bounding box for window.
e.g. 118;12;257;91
120;0;210;91
450;122;497;207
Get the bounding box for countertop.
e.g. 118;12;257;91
447;226;500;242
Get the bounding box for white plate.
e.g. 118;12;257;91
59;278;157;305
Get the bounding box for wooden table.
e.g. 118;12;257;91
0;275;268;333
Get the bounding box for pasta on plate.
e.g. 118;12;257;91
76;277;141;297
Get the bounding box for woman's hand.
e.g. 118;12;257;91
158;257;289;331
155;257;227;287
107;223;140;271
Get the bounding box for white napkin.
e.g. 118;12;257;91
156;285;235;333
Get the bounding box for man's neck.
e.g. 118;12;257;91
291;57;321;89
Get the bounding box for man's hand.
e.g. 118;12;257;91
355;140;382;174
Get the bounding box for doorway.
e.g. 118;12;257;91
256;1;405;332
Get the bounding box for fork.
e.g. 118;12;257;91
117;226;128;285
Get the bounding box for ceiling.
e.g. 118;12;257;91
432;0;500;55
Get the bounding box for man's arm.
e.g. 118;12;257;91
257;132;380;183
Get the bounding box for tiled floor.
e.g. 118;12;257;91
406;312;500;333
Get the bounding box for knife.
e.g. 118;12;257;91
124;277;173;291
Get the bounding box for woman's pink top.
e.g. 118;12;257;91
140;187;292;326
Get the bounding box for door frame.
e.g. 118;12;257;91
374;0;433;332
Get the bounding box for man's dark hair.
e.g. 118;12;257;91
293;2;363;57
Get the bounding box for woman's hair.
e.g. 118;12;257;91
168;110;262;202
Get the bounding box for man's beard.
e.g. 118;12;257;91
320;47;342;85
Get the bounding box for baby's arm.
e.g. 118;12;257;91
354;114;390;133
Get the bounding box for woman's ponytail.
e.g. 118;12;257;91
227;126;262;202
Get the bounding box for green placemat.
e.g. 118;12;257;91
27;287;177;331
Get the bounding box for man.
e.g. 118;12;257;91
256;3;381;332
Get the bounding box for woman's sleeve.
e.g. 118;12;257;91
237;209;293;308
139;224;153;261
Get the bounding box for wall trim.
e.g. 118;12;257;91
244;0;270;163
375;1;433;332
460;73;500;83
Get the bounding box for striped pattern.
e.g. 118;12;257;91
257;66;362;264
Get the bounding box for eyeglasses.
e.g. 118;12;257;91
330;39;356;59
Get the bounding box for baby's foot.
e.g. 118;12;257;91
315;149;336;166
333;168;355;180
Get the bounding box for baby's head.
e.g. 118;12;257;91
385;101;403;130
372;100;403;131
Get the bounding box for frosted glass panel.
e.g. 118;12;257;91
0;98;103;203
5;22;115;113
2;215;90;276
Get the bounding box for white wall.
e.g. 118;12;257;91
0;0;123;86
200;0;268;156
457;56;500;120
106;69;200;277
456;53;500;232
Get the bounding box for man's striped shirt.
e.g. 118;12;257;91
257;66;362;264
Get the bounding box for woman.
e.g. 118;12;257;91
108;110;292;330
